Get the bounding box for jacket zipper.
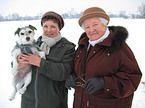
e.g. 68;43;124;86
34;67;38;108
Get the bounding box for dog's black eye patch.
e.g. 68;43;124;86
21;33;24;35
28;30;32;33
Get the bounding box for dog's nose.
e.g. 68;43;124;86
26;37;30;41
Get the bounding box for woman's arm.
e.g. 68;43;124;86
104;45;142;98
39;45;75;81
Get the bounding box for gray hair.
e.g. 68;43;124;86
81;17;108;30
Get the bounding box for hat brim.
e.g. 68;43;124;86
79;12;110;26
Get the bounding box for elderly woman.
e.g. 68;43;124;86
17;11;75;108
65;7;142;108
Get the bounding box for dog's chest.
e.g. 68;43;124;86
20;45;33;54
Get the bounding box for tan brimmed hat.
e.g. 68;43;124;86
79;7;110;26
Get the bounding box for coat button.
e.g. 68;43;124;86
87;101;89;106
80;50;82;53
93;51;96;53
107;53;110;56
77;55;79;58
106;88;110;92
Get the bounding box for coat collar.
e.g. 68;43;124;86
78;26;128;52
78;31;113;48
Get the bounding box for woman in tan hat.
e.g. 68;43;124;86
65;7;142;108
17;11;75;108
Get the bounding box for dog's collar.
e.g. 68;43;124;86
15;41;39;48
11;41;40;56
20;44;35;47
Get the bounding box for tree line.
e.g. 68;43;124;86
0;3;145;21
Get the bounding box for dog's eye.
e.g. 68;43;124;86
21;33;24;35
28;31;32;33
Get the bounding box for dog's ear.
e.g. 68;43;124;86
15;28;21;35
29;25;37;30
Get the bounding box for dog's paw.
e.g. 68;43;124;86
9;95;15;101
39;51;46;59
18;87;26;94
9;89;17;101
9;97;14;101
19;91;25;94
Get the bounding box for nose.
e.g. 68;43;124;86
46;27;52;32
90;26;95;32
26;37;30;41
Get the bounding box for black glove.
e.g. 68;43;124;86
83;77;104;94
65;74;77;90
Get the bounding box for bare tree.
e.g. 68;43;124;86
138;2;145;18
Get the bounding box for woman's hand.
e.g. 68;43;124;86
18;54;41;67
17;54;30;69
26;54;41;67
65;74;77;90
83;77;104;94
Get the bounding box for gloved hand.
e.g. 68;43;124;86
65;74;77;90
83;77;104;94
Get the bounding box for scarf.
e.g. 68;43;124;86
40;33;62;55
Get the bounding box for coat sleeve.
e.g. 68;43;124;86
104;44;142;98
38;44;75;81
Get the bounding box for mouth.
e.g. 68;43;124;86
46;33;53;36
90;33;98;37
45;33;55;37
90;31;98;36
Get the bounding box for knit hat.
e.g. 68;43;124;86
41;11;64;30
79;7;110;26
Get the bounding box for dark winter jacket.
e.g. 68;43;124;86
21;37;75;108
74;26;142;108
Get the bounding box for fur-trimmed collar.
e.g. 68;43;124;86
108;26;128;51
78;26;128;52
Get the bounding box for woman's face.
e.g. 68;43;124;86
84;17;107;41
42;19;60;38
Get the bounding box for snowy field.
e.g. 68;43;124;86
0;18;145;108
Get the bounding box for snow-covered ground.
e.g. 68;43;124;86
0;18;145;108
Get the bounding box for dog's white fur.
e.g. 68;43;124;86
10;25;45;101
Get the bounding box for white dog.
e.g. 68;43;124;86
9;25;45;101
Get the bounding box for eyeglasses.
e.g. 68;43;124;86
76;74;86;88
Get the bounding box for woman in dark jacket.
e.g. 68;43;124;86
65;7;142;108
17;11;75;108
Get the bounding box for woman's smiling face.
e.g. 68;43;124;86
42;19;60;38
84;17;107;41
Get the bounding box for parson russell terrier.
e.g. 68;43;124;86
9;25;45;101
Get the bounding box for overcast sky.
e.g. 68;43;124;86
0;0;144;16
